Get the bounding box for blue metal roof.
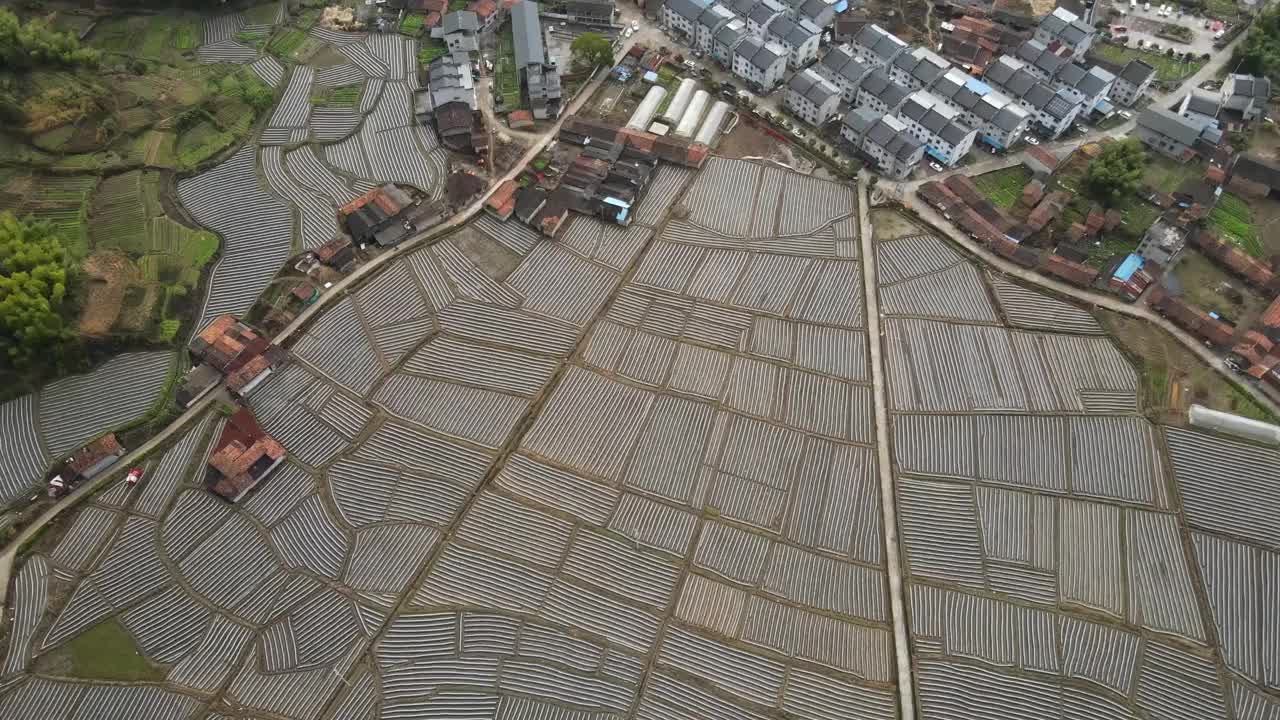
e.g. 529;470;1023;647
964;77;991;95
1113;253;1144;282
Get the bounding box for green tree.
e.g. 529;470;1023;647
0;213;78;371
1233;8;1280;84
0;8;101;72
1083;139;1147;207
570;32;614;70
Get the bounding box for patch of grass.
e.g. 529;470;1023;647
329;84;362;107
1143;155;1201;194
419;39;449;66
175;119;235;170
1089;42;1204;83
1208;192;1262;257
401;13;425;35
244;1;282;25
270;29;307;58
971;166;1032;210
449;0;470;10
494;23;524;110
64;619;165;681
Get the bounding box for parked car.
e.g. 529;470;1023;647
1026;136;1040;145
929;162;944;172
631;20;639;30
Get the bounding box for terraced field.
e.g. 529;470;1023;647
4;157;1278;720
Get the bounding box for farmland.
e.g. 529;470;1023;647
495;21;525;110
971;166;1032;210
1208;192;1262;257
1089;41;1205;82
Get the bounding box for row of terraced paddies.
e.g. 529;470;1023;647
87;170;220;341
0;174;98;257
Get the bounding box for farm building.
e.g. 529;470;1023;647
341;184;417;246
206;408;287;503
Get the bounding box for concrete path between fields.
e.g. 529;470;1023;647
858;181;916;720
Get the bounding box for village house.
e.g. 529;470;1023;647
816;45;872;104
842;108;925;180
1109;59;1156;107
1136;106;1223;162
896;90;978;167
850;23;908;68
731;35;789;91
764;13;821;69
1033;6;1094;60
206;408;287;502
784;68;841;126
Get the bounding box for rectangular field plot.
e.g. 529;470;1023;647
884;319;1137;413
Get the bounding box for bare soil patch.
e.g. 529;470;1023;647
78;250;138;337
455;227;521;280
870;208;924;242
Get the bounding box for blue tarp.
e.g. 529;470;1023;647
643;70;658;83
964;77;992;94
835;0;849;10
1113;253;1144;282
1095;98;1115;115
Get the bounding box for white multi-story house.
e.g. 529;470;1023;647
1109;59;1156;107
984;55;1082;139
695;4;737;55
854;67;912;116
795;0;836;29
784;68;842;125
1013;39;1071;83
745;0;786;37
732;35;788;91
1223;74;1272;124
1034;6;1095;60
711;17;748;65
842;107;924;179
816;44;873;104
888;46;952;92
764;13;821;69
1055;62;1115;114
663;0;710;43
896;89;977;166
927;68;1030;150
850;23;907;68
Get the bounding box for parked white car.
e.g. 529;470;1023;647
1026;136;1040;145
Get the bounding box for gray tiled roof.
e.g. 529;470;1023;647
842;106;880;136
512;1;544;68
1039;7;1093;46
854;23;907;62
868;115;923;160
767;14;819;49
748;1;782;26
1230;74;1272;99
788;68;840;105
1119;59;1156;86
984;56;1020;87
993;104;1029;131
668;0;711;22
725;0;756;15
1184;90;1221;117
858;68;911;110
1058;63;1114;97
697;3;735;31
1015;40;1069;77
737;35;786;70
1139;106;1205;146
820;46;873;85
895;47;951;87
439;11;479;34
714;18;746;47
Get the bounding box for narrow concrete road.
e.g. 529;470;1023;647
857;182;915;720
0;389;226;608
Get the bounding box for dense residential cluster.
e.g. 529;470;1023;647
664;4;1154;178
